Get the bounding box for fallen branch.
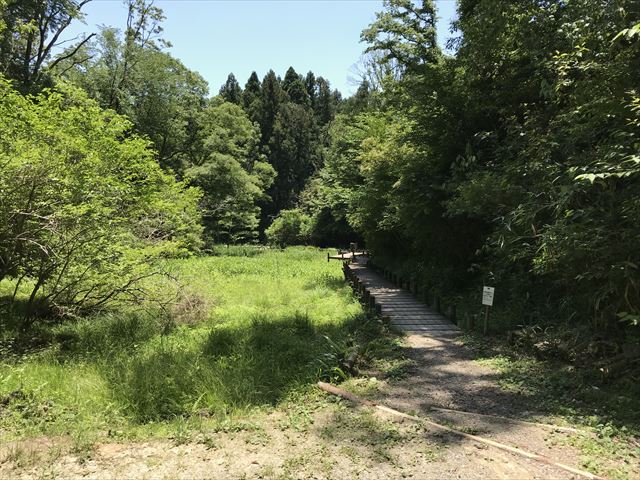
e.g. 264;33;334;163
429;406;585;434
317;382;605;480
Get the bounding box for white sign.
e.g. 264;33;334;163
482;286;495;306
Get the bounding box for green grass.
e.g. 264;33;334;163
0;247;381;441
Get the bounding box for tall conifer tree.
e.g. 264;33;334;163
282;66;310;107
219;73;242;104
243;72;261;108
259;70;285;145
242;71;262;124
305;71;317;109
282;66;300;92
315;77;335;125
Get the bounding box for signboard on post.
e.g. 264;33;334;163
481;286;495;335
482;286;495;306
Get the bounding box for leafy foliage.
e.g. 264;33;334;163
310;0;640;334
361;0;439;69
185;99;274;244
265;209;311;247
58;24;208;173
0;77;201;321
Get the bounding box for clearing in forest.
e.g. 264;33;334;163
1;248;637;479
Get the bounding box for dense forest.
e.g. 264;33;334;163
323;0;640;341
1;0;639;343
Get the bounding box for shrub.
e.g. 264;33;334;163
0;77;202;326
265;209;311;247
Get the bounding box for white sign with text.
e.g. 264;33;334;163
482;286;495;306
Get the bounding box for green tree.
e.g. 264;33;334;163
281;66;300;92
259;69;286;145
0;0;95;92
343;79;372;114
266;102;321;217
315;76;335;125
60;26;209;173
282;66;310;107
361;0;438;71
0;76;201;324
185;99;275;244
304;71;317;108
265;209;311;247
219;72;242;105
242;70;262;122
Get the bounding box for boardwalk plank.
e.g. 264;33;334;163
347;260;459;335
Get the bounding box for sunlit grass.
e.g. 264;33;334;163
0;246;369;440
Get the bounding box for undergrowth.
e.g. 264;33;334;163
464;333;640;480
0;247;394;442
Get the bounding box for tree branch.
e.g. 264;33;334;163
48;33;96;71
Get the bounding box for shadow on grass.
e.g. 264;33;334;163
52;312;162;357
102;311;379;423
304;272;349;291
0;298;162;359
462;334;640;433
0;295;53;326
0;296;59;357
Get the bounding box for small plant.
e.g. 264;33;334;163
170;417;193;446
168;288;210;327
71;428;96;464
198;434;219;450
419;444;444;462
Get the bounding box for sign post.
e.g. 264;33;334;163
481;286;495;335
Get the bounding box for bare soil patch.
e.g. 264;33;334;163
3;331;621;479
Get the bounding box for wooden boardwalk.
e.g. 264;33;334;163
327;251;366;262
346;260;459;336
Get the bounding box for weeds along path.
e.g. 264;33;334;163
342;259;606;480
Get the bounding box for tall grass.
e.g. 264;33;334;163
0;247;367;439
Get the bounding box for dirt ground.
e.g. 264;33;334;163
0;333;613;480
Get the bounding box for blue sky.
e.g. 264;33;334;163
63;0;458;96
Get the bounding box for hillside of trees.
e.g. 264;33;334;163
1;0;639;348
